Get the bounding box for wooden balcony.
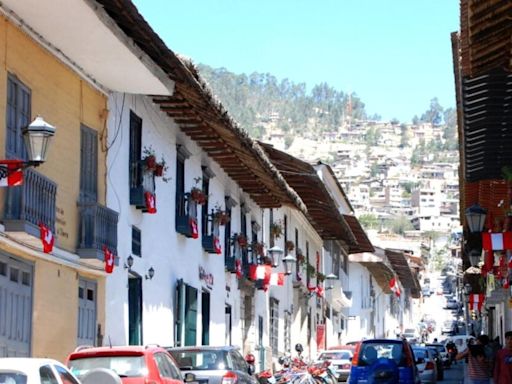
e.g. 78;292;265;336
3;169;56;245
77;201;119;262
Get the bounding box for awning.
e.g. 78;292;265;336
349;251;394;293
326;280;353;311
343;215;375;254
386;249;421;298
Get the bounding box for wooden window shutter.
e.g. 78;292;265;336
79;125;98;202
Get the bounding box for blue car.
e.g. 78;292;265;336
348;339;420;384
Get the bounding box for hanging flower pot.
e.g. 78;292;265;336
154;163;164;177
286;240;295;251
144;154;157;170
236;234;248;248
214;210;230;225
270;221;283;239
190;187;206;205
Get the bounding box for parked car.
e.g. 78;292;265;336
67;345;189;384
425;343;450;369
402;328;419;342
0;358;81;384
316;348;354;382
167;346;257;384
347;338;420;384
424;345;444;380
441;320;456;335
411;346;437;384
443;335;475;353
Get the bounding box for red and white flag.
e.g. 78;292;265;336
103;246;115;274
482;232;512;251
144;191;157;214
214;236;222;254
39;222;54;253
0;160;23;187
469;293;485;312
189;218;198;239
269;272;285;286
235;259;243;279
389;277;401;297
316;285;324;298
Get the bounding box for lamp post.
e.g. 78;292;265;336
267;245;283;268
0;116;55;181
282;253;296;275
464;283;472;336
465;203;487;233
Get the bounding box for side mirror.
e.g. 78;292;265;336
184;373;196;383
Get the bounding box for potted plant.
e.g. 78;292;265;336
190;177;206;204
316;272;326;283
142;145;157;171
270;220;283;239
213;209;230;225
286;240;295;251
253;242;265;257
236;233;248;248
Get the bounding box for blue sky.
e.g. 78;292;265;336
132;0;459;123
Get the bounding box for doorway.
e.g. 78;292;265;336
128;275;142;345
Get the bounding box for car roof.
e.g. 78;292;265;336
0;357;67;370
68;345;166;359
168;346;238;352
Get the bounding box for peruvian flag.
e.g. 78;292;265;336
235;259;243;279
103;246;115;274
469;293;485;312
269;272;285;286
144;191;157;214
482;232;512;251
249;265;267;281
0;160;23;187
389;277;401;297
316;285;324;297
189;218;198;239
213;236;222;254
39;222;54;253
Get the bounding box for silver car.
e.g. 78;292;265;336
167;346;257;384
412;346;437;384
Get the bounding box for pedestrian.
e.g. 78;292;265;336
456;334;491;384
493;331;512;384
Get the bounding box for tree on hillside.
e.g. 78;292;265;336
389;214;414;235
421;97;444;126
400;124;410;147
358;213;380;230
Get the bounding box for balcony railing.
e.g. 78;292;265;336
4;169;56;237
77;201;119;261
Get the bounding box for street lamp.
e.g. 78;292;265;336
0;116;56;181
267;245;283;268
468;249;482;267
282;253;296;275
465;203;487;233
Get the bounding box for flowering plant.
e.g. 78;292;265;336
270;220;283;239
213;209;230;225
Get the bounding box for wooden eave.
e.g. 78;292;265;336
96;0;307;211
385;249;421;298
258;142;356;244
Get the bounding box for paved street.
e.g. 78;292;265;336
442;361;465;384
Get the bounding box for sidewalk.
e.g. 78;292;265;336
442;361;465;384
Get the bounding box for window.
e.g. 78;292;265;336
155;352;183;380
284;310;291;353
269;298;279;355
201;170;210;237
39;365;59;384
79;125;98;202
129;110;142;203
6;74;31;159
55;365;80;384
132;226;141;257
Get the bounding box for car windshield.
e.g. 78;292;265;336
68;356;146;378
319;351;352;360
0;373;27;384
169;350;229;371
413;348;427;359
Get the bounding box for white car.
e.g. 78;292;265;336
0;358;81;384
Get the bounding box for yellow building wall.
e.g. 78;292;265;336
0;17;108;361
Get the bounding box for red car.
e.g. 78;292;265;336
67;345;193;384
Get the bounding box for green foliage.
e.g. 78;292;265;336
389;214;413;235
358;213;380;230
197;64;367;137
